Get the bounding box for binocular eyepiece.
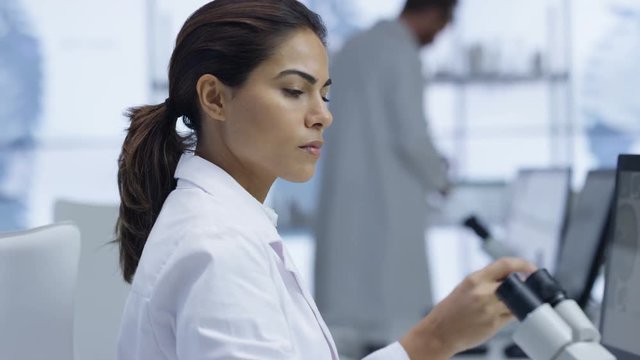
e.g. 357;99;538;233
494;269;614;360
496;269;568;320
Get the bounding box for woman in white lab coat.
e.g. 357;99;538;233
115;1;535;359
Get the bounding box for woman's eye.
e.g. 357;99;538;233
283;88;329;103
283;88;303;97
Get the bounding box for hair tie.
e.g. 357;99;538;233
164;97;178;118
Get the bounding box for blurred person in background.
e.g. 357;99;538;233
314;0;455;356
0;0;43;231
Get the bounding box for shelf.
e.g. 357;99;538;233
426;72;570;85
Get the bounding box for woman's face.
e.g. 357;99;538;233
201;28;332;195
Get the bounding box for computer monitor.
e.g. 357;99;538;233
554;170;616;307
505;168;571;272
600;154;640;360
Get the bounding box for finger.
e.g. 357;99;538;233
478;289;512;316
479;282;517;319
498;313;515;326
492;300;512;317
479;257;537;281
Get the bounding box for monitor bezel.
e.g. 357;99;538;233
600;154;640;360
572;169;616;307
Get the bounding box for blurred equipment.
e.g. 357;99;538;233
600;154;640;360
465;169;616;308
505;168;571;272
432;181;509;226
0;223;81;360
462;215;517;260
462;168;570;270
464;169;611;358
497;269;615;360
554;170;616;307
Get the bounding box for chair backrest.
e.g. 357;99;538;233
0;223;81;360
54;200;129;360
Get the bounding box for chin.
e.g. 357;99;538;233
282;167;316;183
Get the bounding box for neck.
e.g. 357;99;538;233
398;12;424;45
195;142;274;204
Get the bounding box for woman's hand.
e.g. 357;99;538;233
400;257;537;360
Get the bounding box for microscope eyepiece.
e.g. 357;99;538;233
525;269;567;307
496;273;543;321
497;271;614;360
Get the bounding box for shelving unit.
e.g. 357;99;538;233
424;0;574;181
428;72;569;85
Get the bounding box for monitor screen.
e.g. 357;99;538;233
505;169;571;272
601;155;640;360
554;170;615;306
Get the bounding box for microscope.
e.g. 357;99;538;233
462;215;517;260
497;269;615;360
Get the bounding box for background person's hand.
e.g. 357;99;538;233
400;257;537;360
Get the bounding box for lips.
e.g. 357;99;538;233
299;140;323;157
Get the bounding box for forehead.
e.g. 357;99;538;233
252;29;329;81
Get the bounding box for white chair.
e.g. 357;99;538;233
0;223;81;360
54;200;130;360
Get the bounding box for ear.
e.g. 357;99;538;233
196;74;232;122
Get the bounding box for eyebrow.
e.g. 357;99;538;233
276;69;332;87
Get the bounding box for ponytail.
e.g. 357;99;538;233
116;101;190;283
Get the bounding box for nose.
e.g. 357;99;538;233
306;99;333;130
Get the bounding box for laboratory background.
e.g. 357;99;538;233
1;0;639;359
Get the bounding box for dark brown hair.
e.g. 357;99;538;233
402;0;458;15
116;0;326;283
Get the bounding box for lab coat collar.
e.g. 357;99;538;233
174;153;298;275
261;206;279;228
174;153;278;228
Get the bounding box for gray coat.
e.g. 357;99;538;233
314;19;448;347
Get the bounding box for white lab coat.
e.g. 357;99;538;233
314;19;448;346
117;153;409;360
